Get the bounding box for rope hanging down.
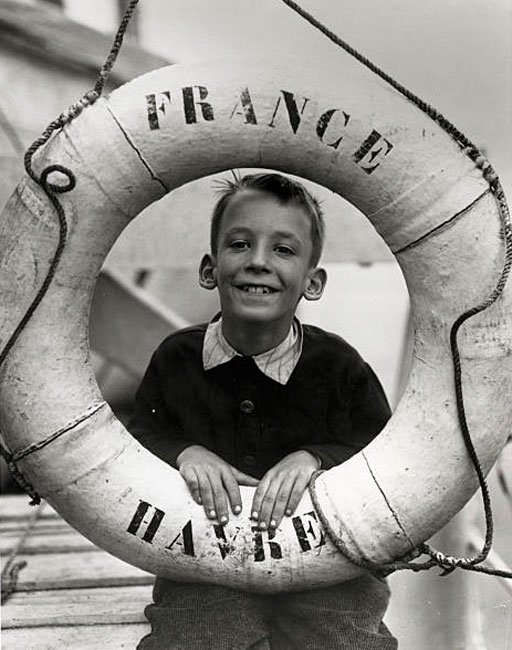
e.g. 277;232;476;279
0;0;140;502
0;0;139;370
278;0;512;580
1;502;45;605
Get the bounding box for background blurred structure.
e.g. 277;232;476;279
0;1;511;648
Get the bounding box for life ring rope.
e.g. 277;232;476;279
8;402;108;465
289;0;512;577
281;1;500;186
1;0;511;581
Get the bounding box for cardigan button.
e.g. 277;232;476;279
240;399;255;414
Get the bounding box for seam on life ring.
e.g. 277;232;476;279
9;401;108;463
361;451;414;547
394;189;490;255
106;105;169;193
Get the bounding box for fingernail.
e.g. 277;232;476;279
285;509;292;516
208;510;216;518
234;505;241;514
270;519;277;528
259;521;267;530
252;511;258;520
220;515;228;524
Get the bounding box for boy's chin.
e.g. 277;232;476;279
227;308;293;330
232;309;277;324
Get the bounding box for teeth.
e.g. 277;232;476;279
242;286;272;294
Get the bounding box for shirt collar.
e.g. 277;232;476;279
202;317;303;385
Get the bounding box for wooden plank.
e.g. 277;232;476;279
1;497;97;552
2;519;79;534
1;530;98;554
2;585;152;628
2;624;150;650
11;551;153;591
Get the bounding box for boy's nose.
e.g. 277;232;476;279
246;245;270;270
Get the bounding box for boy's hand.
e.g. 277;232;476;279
177;445;259;524
250;451;320;531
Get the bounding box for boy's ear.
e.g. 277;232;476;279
304;267;327;301
199;253;218;290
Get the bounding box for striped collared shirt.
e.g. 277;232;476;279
202;318;303;385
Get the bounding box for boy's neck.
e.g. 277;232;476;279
221;316;293;357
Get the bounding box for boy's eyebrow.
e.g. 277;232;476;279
222;227;303;246
222;226;251;237
272;230;302;245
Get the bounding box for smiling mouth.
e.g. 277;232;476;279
237;285;276;294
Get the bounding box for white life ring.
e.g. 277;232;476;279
0;59;510;592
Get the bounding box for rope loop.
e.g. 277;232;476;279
40;164;76;194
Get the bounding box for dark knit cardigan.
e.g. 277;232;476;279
128;323;391;479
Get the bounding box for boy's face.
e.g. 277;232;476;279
200;189;326;341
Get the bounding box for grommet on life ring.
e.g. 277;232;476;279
0;58;510;592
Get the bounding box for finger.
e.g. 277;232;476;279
221;470;243;516
250;475;273;522
256;479;283;530
180;466;202;505
269;476;296;529
208;471;230;525
196;471;216;521
285;474;310;518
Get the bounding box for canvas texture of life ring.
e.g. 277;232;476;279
0;58;510;592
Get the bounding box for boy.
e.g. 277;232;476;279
129;173;396;649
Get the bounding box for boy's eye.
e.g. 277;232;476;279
229;240;249;250
275;245;295;255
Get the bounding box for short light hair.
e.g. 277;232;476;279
210;172;325;267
